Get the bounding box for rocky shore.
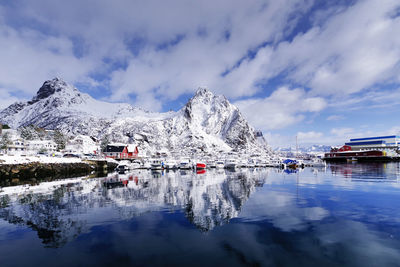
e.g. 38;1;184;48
0;160;118;186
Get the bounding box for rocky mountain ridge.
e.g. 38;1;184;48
0;78;269;154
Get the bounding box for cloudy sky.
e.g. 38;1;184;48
1;0;400;147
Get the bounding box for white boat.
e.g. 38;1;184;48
260;158;269;167
164;159;178;169
215;160;225;169
131;160;142;169
150;158;163;170
116;160;131;172
247;159;255;168
238;159;248;168
269;158;283;168
225;158;237;169
143;161;151;169
179;157;193;169
206;159;216;168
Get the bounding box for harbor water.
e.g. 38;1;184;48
1;163;400;266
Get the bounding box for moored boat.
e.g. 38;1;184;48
196;162;207;169
215;160;225;169
150;158;163;170
116;160;131;172
225;158;237;169
164;159;178;169
179;157;193;169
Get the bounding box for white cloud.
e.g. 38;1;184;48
0;0;399;135
0;0;313;109
326;115;344;121
0;89;20;110
269;0;400;97
0;23;97;97
234;86;326;131
330;127;355;137
297;131;323;142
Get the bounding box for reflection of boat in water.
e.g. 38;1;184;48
151;170;163;178
305;158;327;167
347;157;358;163
103;177;125;189
196;169;206;174
284;168;298;174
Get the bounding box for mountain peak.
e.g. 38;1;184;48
31;77;78;103
194;86;213;98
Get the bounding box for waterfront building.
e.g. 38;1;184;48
103;144;139;159
344;135;400;151
324;135;400;161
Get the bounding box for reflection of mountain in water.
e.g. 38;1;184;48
0;169;268;247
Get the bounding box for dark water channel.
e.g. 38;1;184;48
1;163;400;266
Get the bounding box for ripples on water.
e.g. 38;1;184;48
0;163;400;266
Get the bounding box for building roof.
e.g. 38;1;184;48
126;144;138;153
345;140;386;146
103;145;126;153
350;135;399;142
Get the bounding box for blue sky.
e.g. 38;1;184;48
1;0;400;148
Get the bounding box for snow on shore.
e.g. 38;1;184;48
0;155;83;165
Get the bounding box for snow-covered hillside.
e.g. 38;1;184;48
0;78;269;154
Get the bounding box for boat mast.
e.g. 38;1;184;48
296;135;298;158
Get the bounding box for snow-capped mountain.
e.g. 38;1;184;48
0;78;269;154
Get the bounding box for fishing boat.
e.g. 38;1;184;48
206;159;216;168
179;157;193;169
164;159;178;169
247;159;255;168
283;159;298;169
225;158;237;169
150;158;163;170
307;158;326;167
195;161;207;169
116;160;131;172
131;160;142;169
215;159;225;169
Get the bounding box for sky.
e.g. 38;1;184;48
1;0;400;148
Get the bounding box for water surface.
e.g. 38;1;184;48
1;163;400;266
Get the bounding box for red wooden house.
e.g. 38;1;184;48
103;144;139;159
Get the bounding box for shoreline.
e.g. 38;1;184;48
0;160;118;186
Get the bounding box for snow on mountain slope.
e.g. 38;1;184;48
0;78;268;154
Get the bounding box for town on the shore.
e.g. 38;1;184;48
2;121;400;172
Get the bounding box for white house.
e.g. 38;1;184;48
27;140;57;153
65;134;99;154
1;129;27;155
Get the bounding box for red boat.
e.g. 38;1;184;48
196;162;207;169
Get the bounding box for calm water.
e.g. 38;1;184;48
1;163;400;266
